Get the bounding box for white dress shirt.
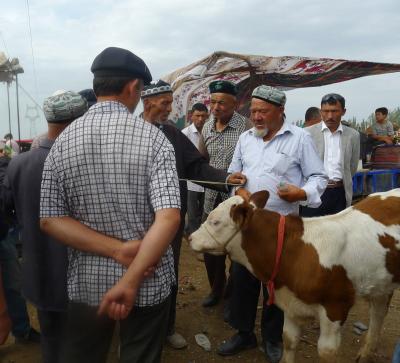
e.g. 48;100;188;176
228;122;328;216
321;122;343;181
182;123;204;193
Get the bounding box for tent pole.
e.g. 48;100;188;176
15;74;21;150
7;82;12;135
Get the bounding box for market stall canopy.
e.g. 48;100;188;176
0;51;24;83
162;51;400;127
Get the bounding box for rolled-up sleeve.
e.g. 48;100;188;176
299;133;328;208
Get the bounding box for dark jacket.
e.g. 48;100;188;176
156;123;229;216
0;155;12;240
5;139;68;311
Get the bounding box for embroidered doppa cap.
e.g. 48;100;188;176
252;85;286;106
91;47;152;85
43;90;88;123
141;80;172;99
209;80;237;96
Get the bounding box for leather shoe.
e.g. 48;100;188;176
202;293;220;307
217;332;257;356
264;341;283;363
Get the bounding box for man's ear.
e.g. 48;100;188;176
127;79;140;95
230;203;253;230
249;190;269;209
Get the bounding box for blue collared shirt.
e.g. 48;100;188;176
228;122;328;216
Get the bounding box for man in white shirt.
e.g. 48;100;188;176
303;93;360;216
218;85;327;363
182;103;209;236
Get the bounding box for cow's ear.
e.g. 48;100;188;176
230;204;254;230
250;190;269;209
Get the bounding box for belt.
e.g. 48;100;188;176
327;179;343;188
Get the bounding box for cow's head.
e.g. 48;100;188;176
189;190;269;267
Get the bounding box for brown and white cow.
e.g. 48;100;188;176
189;189;400;363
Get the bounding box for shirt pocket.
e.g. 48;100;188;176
265;152;297;177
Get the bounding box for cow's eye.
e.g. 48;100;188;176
211;220;220;226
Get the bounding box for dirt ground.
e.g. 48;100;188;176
1;240;399;363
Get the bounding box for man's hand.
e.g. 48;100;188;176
235;187;251;201
113;240;157;277
228;172;247;185
97;280;136;320
0;310;11;345
277;184;307;203
384;136;394;145
113;240;141;268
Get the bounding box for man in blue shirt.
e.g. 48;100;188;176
218;85;328;363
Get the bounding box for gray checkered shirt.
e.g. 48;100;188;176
201;111;249;214
40;101;180;307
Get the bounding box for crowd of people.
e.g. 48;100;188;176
0;46;399;363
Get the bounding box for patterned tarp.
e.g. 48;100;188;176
162;51;400;128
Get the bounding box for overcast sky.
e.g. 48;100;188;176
1;0;400;138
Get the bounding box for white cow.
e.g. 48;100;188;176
190;190;400;363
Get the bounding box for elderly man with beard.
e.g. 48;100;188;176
141;80;246;349
219;85;328;363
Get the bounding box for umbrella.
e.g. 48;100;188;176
162;51;400;127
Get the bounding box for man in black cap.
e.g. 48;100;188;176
39;47;181;363
4;90;87;363
141;80;246;349
199;80;252;309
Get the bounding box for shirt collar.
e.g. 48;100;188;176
211;111;243;131
189;123;200;134
87;100;130;114
39;138;54;149
321;121;343;133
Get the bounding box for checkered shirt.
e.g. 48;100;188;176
40;101;180;307
201;111;249;214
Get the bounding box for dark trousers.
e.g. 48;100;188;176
229;262;284;343
202;195;227;297
0;229;31;338
167;219;185;335
300;186;346;217
37;309;67;363
60;297;171;363
185;190;204;236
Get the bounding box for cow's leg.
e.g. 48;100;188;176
282;315;300;363
357;293;392;363
318;309;341;363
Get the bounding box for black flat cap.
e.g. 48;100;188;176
91;47;152;85
209;80;238;96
